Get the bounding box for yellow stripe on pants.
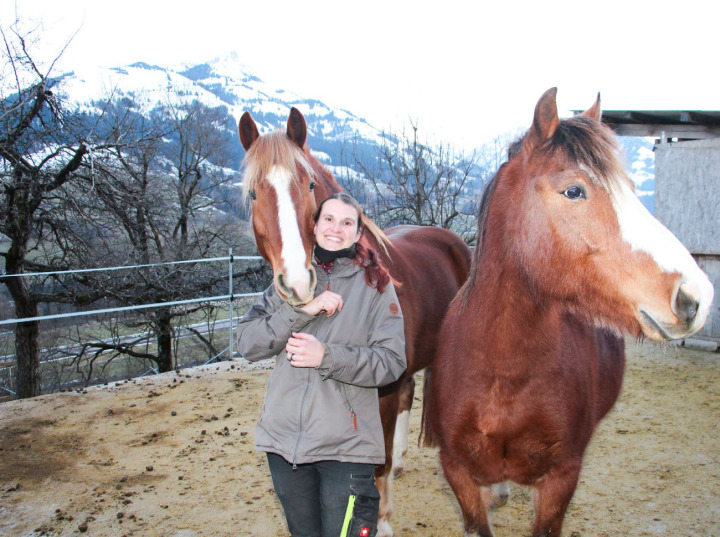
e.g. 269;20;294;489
339;494;356;537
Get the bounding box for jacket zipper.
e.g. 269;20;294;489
329;270;356;430
341;384;358;430
291;370;312;469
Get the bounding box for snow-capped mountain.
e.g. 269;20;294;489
57;54;385;171
53;54;656;212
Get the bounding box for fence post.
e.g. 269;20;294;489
228;248;234;360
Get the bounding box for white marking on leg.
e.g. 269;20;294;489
377;519;394;537
392;410;410;477
268;165;311;297
376;471;395;537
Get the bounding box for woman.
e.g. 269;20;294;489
236;193;406;537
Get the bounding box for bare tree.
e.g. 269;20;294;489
339;122;522;245
0;24;92;398
53;97;266;376
338;121;480;241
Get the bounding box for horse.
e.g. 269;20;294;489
428;88;714;537
238;107;472;536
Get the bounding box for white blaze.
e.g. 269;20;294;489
268;166;310;293
612;179;714;323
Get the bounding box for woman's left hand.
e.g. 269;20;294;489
285;332;325;368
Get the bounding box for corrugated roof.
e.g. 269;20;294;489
575;110;720;139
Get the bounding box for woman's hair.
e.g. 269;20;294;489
313;193;391;293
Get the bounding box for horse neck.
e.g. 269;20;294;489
462;248;562;371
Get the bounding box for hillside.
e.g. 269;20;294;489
53;55;656;210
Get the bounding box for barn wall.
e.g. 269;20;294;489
655;138;720;341
697;257;720;340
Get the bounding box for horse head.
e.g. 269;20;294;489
239;108;318;305
488;87;713;341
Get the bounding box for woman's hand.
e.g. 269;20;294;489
299;290;344;317
285;332;325;368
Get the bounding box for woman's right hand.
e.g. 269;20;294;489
299;290;344;317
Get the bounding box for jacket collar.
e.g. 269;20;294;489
312;256;361;279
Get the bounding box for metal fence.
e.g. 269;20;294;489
0;250;265;396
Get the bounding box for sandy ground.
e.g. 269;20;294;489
1;339;718;537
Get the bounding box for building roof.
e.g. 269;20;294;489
575;110;720;140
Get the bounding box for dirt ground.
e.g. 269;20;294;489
1;339;718;537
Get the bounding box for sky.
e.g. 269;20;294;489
2;0;719;151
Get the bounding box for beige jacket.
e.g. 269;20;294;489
236;258;406;465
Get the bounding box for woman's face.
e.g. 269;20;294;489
314;198;362;251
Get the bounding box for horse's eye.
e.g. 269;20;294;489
249;189;257;201
309;182;315;192
563;186;585;200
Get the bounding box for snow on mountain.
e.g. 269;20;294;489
619;137;656;213
57;54;384;161
52;54;656;210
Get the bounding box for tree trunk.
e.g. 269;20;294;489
155;311;174;373
14;317;40;398
4;267;41;399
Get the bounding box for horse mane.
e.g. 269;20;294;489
240;131;316;201
547;115;629;192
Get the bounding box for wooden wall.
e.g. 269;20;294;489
655;138;720;341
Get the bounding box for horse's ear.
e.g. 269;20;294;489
583;92;602;122
239;111;259;151
526;87;559;151
287;107;307;149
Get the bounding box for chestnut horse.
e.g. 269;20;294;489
428;88;714;537
238;107;472;536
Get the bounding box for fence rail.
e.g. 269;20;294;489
0;250;266;397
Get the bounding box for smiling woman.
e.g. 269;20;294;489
314;197;362;252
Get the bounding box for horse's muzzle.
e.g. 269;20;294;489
274;267;317;307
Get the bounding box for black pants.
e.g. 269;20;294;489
267;453;380;537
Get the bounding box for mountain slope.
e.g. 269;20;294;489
54;55;656;211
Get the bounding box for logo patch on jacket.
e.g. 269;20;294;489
389;303;399;315
360;528;370;537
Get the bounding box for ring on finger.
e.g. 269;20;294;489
289;353;294;361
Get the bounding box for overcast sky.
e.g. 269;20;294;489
3;0;718;150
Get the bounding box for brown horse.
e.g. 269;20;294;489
428;88;714;537
238;107;472;536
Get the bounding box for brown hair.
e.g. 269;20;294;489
314;193;391;293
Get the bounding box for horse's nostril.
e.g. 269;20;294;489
675;283;699;324
274;273;292;299
308;266;317;292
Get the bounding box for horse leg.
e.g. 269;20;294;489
531;463;581;537
376;391;400;537
392;375;415;478
440;453;493;537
